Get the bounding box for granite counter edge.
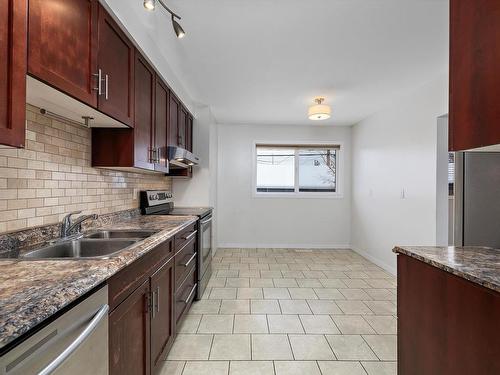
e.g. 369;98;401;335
0;216;198;351
393;246;500;293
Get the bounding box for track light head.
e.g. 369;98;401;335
143;0;156;11
143;0;186;38
171;15;186;38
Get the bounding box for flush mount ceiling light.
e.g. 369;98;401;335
308;97;331;121
143;0;186;39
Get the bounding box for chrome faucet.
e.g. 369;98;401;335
60;211;98;238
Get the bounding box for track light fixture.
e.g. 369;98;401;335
171;14;186;39
143;0;186;39
143;0;155;11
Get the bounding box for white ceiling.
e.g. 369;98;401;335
127;0;449;126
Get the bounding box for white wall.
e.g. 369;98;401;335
217;124;352;249
351;74;448;274
436;115;449;246
173;105;219;251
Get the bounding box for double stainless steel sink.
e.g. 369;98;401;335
22;230;157;260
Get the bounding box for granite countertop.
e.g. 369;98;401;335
0;214;197;352
393;246;500;293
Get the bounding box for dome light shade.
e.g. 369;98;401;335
308;97;331;121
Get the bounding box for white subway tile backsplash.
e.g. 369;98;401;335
0;105;171;233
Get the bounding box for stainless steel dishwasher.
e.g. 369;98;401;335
0;285;109;375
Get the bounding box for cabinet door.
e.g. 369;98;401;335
109;279;150;375
0;0;26;148
150;258;175;374
154;77;169;173
97;5;134;127
178;106;187;149
168;94;180;146
134;51;155;170
186;114;193;152
449;0;500;151
28;0;98;106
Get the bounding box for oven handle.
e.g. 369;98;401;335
200;217;212;226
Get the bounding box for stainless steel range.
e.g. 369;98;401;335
140;190;213;300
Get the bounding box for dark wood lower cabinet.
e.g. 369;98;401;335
109;279;150;375
108;226;197;375
397;254;500;375
150;259;175;374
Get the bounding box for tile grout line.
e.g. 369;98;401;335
207;334;215;361
286;334;295;361
360;334;381;361
315;360;324;375
323;333;338;361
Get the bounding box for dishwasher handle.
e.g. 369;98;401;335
37;304;109;375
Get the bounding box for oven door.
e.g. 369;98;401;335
199;214;212;278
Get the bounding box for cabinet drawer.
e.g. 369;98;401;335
174;223;197;251
108;239;173;311
174;237;196;290
174;267;196;326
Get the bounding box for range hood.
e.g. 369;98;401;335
167;146;200;169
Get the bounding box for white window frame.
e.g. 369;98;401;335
252;140;344;199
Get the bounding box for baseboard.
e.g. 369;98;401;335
351;246;397;276
217;243;352;250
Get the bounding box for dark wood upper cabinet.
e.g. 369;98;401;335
178;106;187;149
0;0;27;148
150;259;175;374
28;0;98;107
168;94;180;146
154;77;170;173
449;0;500;151
186;114;193;152
134;51;155;170
97;4;134;127
109;279;150;375
92;52;171;173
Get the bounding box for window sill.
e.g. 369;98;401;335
253;192;344;199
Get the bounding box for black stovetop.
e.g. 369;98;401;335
167;207;212;217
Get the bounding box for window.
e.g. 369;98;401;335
255;144;341;196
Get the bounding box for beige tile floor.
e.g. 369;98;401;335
161;248;397;375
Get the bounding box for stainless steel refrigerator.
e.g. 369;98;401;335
454;152;500;248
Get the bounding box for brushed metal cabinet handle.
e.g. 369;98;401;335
93;69;102;95
104;74;109;100
156;286;160;313
183;285;196;304
183;231;197;241
181;253;196;268
151;290;156;319
37;304;109;375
